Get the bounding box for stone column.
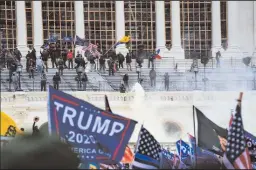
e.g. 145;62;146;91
16;1;28;57
225;1;242;58
155;1;166;56
32;1;43;57
74;1;85;54
115;1;128;56
253;1;256;61
211;1;223;56
169;1;184;59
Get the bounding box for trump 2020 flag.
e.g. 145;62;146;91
47;86;137;164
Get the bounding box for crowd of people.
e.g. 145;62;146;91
0;42;174;92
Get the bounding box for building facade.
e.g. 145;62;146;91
0;1;256;59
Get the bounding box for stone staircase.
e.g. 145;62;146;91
0;68;113;92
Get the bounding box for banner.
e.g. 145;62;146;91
47;86;137;164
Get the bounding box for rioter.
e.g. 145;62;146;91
89;56;96;72
30;46;37;61
36;56;44;75
62;48;68;68
99;55;106;73
81;72;88;91
67;50;73;69
149;68;156;87
26;51;32;72
28;58;35;79
123;73;129;89
50;48;58;68
119;82;126;93
40;72;47;91
148;51;155;69
32;117;40;136
40;49;49;72
117;52;125;69
13;47;22;62
126;52;132;71
6;50;14;69
11;72;19;91
0;49;6;69
164;72;170;91
9;59;17;83
136;55;143;67
108;57;114;76
53;72;61;90
75;66;84;90
57;57;64;76
216;50;221;67
74;51;82;69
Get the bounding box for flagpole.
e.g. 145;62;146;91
103;42;118;56
192;105;197;169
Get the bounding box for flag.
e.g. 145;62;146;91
119;36;130;43
152;49;162;59
63;36;73;42
74;35;85;46
132;127;161;169
121;146;134;164
105;95;112;113
47;86;137;164
223;93;252;169
48;33;58;43
195;106;228;155
159;148;174;169
176;139;193;160
100;163;122;169
245;131;256;162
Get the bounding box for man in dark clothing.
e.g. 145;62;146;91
148;52;155;69
32;116;40;136
30;47;36;61
164;72;170;91
126;53;132;71
119;83;126;93
108;57;114;76
26;51;32;72
9;59;17;82
149;68;156;87
28;59;35;79
75;51;82;69
90;56;96;72
99;56;106;73
81;72;88;91
117;52;125;69
50;49;58;68
216;51;221;67
123;74;129;89
62;49;68;68
41;49;49;72
41;72;47;91
52;72;61;90
13;48;22;62
57;57;64;76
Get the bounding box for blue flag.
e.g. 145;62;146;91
48;33;58;43
63;36;73;42
75;35;85;46
47;86;137;164
176;140;193;160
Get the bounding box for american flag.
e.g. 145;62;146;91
82;43;98;52
223;93;252;169
132;127;161;169
99;163;122;169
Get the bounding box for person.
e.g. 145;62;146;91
148;52;155;69
53;72;61;90
123;73;129;89
1;134;80;169
11;72;19;91
41;49;49;72
164;72;170;91
36;56;43;75
26;51;32;72
58;57;64;76
30;46;36;61
74;51;82;69
108;57;114;76
32;116;40;136
9;59;17;82
99;55;106;73
40;72;47;91
90;56;96;72
62;48;68;68
28;58;35;79
67;50;73;69
81;72;88;91
13;47;22;62
149;68;156;87
50;49;58;68
119;82;126;93
126;53;132;71
216;50;221;67
117;52;125;69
